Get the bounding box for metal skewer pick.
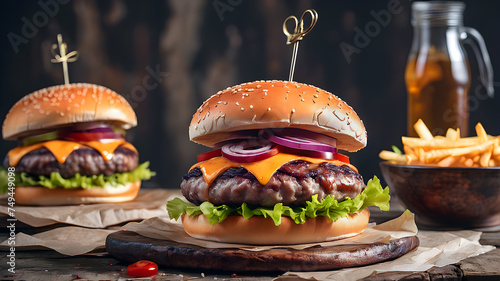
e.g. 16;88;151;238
50;34;79;85
283;9;318;82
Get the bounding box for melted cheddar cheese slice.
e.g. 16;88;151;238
191;152;356;185
7;140;138;166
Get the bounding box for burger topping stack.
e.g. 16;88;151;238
167;80;390;245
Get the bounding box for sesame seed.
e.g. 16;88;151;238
267;108;271;111
313;94;318;98
256;84;262;88
301;98;305;102
249;105;254;109
235;102;239;106
241;108;245;111
247;88;254;92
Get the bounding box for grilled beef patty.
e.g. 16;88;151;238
181;161;365;207
6;147;138;178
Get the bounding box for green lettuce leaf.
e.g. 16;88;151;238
0;162;155;194
166;175;390;226
0;167;9;194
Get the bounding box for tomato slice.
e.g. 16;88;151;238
197;149;222;162
127;260;158;277
333;153;349;164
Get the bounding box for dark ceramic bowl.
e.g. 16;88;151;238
379;161;500;228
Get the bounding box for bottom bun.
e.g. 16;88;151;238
14;181;141;206
181;208;370;245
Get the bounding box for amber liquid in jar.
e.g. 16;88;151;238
405;50;471;137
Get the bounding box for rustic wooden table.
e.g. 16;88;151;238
1;204;499;281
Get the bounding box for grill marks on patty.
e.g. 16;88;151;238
181;161;366;207
6;146;139;178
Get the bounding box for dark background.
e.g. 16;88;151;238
1;0;499;190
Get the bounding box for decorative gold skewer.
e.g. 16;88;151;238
51;34;79;85
282;9;318;82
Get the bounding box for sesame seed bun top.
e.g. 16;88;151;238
189;80;367;152
2;83;137;140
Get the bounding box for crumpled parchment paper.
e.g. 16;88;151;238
0;189;170;228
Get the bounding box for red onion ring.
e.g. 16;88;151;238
280;146;349;162
221;139;280;163
267;128;337;147
73;122;112;132
262;129;337;153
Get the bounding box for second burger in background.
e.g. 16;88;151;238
2;83;155;205
168;80;390;245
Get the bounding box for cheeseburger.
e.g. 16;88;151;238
2;83;154;205
167;80;390;245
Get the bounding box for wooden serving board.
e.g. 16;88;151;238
106;231;419;272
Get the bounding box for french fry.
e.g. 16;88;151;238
380;119;500;167
422;139;495;162
379;150;406;163
475;123;488;142
480;149;493;167
445;128;456;140
464;158;474;167
437;156;457;167
402;136;485;149
414;119;434;140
